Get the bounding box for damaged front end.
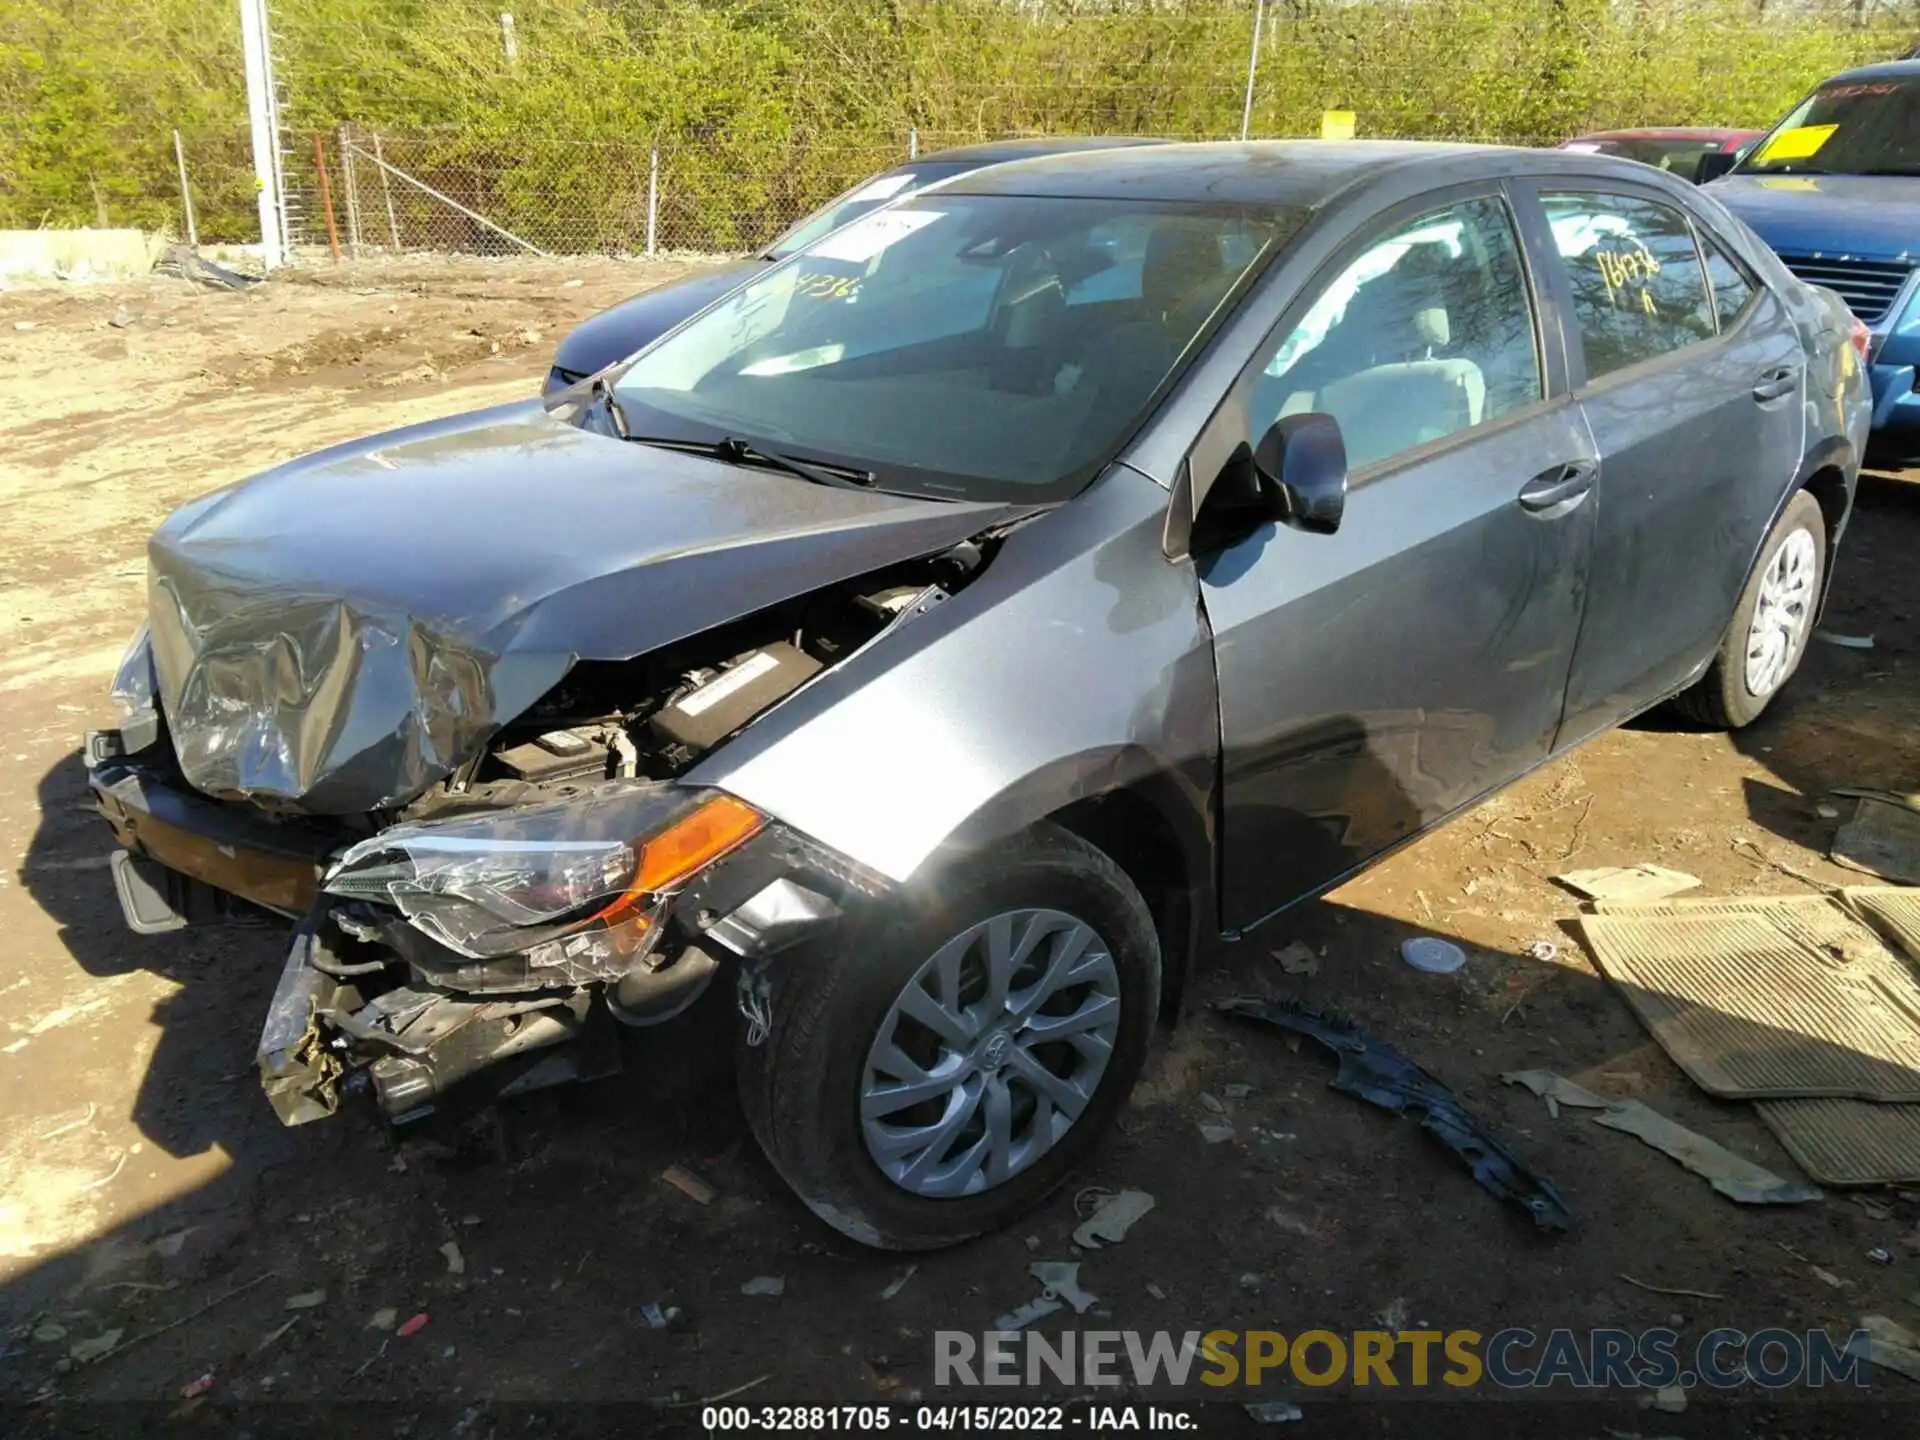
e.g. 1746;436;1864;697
254;787;872;1127
92;544;979;1128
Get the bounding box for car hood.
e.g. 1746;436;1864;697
147;401;1022;814
1708;174;1920;262
548;261;762;383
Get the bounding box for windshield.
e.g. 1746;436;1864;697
1738;74;1920;176
766;163;973;258
614;194;1298;502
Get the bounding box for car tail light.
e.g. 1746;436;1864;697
1849;315;1872;364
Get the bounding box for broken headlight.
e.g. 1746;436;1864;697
322;783;763;961
110;625;157;720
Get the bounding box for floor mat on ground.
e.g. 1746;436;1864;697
1832;796;1920;887
1846;885;1920;967
1575;895;1920;1101
1755;1096;1920;1187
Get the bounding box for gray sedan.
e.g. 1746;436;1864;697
91;142;1870;1249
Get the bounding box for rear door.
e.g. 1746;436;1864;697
1194;187;1599;931
1518;183;1807;742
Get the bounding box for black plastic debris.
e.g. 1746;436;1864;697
1216;997;1571;1232
154;243;261;291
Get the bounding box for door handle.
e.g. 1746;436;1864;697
1752;365;1800;402
1517;460;1598;513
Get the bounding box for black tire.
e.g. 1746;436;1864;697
736;823;1160;1251
1672;490;1826;730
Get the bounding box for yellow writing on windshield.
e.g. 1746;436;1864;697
794;271;862;301
1755;124;1837;165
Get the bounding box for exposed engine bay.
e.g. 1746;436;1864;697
409;549;971;820
94;540;988;1130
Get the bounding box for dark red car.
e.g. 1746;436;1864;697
1558;127;1763;182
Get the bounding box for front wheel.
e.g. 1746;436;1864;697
1673;489;1826;729
736;824;1160;1250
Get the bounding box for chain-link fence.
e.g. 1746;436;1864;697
313;130;914;257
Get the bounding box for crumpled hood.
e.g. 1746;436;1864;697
148;400;1019;814
1707;174;1920;262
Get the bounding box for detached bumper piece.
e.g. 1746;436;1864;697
259;908;621;1126
1217;996;1572;1232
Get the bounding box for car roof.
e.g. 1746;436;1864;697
1568;127;1758;142
917;136;1171;166
937;139;1659;207
1827;58;1920;83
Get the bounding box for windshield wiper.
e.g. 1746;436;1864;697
592;375;630;438
625;434;876;490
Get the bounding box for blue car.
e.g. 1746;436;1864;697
1704;60;1920;439
543;137;1160;397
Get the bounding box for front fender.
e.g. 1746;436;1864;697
690;463;1219;913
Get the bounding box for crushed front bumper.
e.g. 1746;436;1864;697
87;726;863;1128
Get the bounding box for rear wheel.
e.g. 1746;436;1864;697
736;824;1159;1250
1673;490;1825;729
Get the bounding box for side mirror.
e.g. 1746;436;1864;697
1173;412;1349;560
1253;412;1348;535
1694;151;1737;185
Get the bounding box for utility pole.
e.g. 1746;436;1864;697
240;0;284;267
1239;0;1267;142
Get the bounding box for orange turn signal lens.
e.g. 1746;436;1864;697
594;793;765;926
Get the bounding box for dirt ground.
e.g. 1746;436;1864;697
3;256;1920;1432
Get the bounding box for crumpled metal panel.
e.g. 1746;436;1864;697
144;400;1018;814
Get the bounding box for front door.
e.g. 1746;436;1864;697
1527;186;1809;741
1196;190;1598;932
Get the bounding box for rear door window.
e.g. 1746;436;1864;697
1699;234;1757;330
1542;192;1716;380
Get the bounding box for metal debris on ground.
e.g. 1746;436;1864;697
368;1308;398;1331
1619;1274;1723;1301
1812;630;1875;649
1553;864;1700;904
660;1164;716;1205
1244;1400;1304;1423
1400;937;1466;974
740;1276;786;1297
1869;1248;1893;1265
1502;1070;1821;1205
284;1289;327;1310
398;1312;430;1338
68;1330;122;1364
1031;1261;1098;1314
1072;1189;1155;1249
154;244;260;291
1272;941;1320;976
1851;1314;1920;1382
1265;1208;1316;1239
439;1241;466;1276
1220;998;1570;1231
993;1296;1064;1331
880;1265;917;1301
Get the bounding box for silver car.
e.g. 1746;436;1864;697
91;142;1870;1249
